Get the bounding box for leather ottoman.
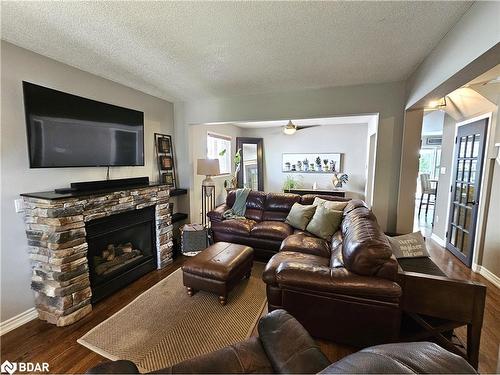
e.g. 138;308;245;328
182;242;254;305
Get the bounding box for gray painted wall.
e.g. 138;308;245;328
0;42;174;322
242;124;368;197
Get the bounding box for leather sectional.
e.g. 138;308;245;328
207;190;350;259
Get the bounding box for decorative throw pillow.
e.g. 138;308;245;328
313;197;348;211
387;232;430;258
306;204;343;240
285;203;317;230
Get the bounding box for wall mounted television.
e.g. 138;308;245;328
23;82;144;168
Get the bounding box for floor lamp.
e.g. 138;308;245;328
197;159;220;227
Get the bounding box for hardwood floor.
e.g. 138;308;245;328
1;242;498;373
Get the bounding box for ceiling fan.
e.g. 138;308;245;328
282;120;321;135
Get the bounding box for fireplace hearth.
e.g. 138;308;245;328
86;207;156;303
21;185;173;326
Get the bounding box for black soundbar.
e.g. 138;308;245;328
54;177;149;194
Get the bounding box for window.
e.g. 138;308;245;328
207;132;231;174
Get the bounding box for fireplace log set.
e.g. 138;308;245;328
94;242;143;276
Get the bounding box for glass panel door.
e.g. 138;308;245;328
446;119;488;267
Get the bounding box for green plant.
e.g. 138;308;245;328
283;175;303;191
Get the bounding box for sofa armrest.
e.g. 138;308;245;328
258;309;330;374
86;360;139;374
276;262;401;302
207;204;229;223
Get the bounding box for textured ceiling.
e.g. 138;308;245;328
1;1;472;101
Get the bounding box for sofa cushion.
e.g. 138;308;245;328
285;203;317;230
387;231;430;258
280;234;330;258
251;221;293;241
263;251;330;285
211;219;256;237
300;194;350;205
258;309;330;374
306;205;343;240
262;193;301;221
313;197;349;211
319;342;477;374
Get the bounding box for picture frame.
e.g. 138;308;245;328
161;172;174;186
282;153;342;173
159;155;173;170
157;136;171;153
155;133;177;188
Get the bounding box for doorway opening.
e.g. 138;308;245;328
413;111;444;237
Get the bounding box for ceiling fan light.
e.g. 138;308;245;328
283;120;297;135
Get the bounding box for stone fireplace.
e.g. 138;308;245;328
22;185;173;326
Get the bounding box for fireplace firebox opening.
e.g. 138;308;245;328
86;207;157;303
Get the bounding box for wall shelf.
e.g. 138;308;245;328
282;171;338;174
169;188;188;196
171;212;188;224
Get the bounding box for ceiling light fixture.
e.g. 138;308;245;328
427;97;447;109
283;120;297;135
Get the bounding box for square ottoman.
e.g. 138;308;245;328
182;242;254;305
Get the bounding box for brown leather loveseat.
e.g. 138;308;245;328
207;190;350;259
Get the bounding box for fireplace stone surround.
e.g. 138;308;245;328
21;185;173;326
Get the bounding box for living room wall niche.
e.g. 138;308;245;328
0;41;174;323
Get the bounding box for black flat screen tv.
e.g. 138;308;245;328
23;82;144;168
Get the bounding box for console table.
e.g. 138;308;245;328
284;188;346;197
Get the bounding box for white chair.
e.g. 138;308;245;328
418;173;436;216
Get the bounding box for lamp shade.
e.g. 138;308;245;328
197;159;220;176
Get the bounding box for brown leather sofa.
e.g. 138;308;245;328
87;310;476;374
207;190;350;260
263;199;402;348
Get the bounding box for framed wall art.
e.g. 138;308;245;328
155;133;177;188
282;153;342;173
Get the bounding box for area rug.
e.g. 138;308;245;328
78;263;267;373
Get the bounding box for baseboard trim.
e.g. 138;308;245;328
475;265;500;289
0;307;38;336
430;233;446;247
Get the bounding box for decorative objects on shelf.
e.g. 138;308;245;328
332;172;349;188
197;159;220;226
283;153;342;173
155;133;177;188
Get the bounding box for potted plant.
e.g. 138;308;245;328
297;160;302;171
332;173;348;188
303;158;309;171
323;159;329;171
315;156;322;171
329;160;336;172
284;162;291;171
309;163;315;171
283;175;303;192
